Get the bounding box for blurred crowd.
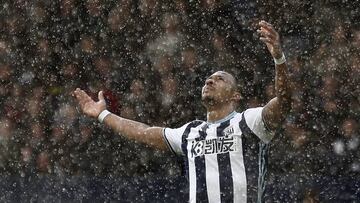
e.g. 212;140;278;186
0;0;359;199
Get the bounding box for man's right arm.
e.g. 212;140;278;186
102;113;167;150
73;88;168;151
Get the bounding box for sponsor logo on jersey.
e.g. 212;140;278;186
190;135;238;157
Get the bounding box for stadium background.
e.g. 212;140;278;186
0;0;359;201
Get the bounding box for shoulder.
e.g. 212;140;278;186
190;119;206;126
179;120;206;131
240;107;264;119
241;107;264;114
165;120;205;133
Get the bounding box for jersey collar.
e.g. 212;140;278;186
207;111;237;124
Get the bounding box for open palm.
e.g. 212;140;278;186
73;88;106;118
257;20;283;59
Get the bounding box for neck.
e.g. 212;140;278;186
206;103;236;123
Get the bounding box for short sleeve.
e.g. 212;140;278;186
243;107;275;143
163;123;190;155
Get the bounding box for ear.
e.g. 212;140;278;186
231;91;241;103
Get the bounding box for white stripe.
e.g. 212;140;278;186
230;113;247;203
205;141;221;202
188;130;197;203
244;107;274;143
230;139;247;202
162;128;176;155
204;123;221;203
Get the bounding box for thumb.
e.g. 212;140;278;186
98;91;105;102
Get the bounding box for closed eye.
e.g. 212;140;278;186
217;76;224;81
205;75;225;83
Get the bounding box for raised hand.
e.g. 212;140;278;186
257;20;283;59
73;88;106;118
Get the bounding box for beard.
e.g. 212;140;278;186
201;95;217;107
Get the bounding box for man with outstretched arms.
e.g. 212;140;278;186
73;21;291;203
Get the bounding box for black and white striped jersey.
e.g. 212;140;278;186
163;107;275;203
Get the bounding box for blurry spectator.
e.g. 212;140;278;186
19;146;34;176
302;189;320;203
210;32;237;70
107;0;133;33
332;118;360;174
60;0;76;18
153;55;174;77
177;46;207;121
29;122;45;149
36;151;50;173
146;12;184;65
160;77;177;108
123;78;149;122
351;28;360;52
0;117;13;141
85;0;103;18
284;123;309;149
139;0;159;19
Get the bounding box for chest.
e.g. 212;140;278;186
186;124;243;158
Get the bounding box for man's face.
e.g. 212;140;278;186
201;71;237;106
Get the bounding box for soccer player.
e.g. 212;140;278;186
73;20;291;203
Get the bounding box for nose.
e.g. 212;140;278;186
205;78;214;86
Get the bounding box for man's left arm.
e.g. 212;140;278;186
258;21;292;131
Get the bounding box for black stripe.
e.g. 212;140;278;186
180;121;203;201
257;142;269;203
194;123;209;202
240;113;257;138
239;113;261;203
181;121;203;156
216;120;233;202
195;153;208;202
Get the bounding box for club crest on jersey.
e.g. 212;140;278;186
223;126;234;136
190;135;238;158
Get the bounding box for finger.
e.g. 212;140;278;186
259;21;278;36
259;37;274;45
72;88;81;97
75;89;92;106
259;26;278;38
98;91;105;102
75;93;87;107
261;29;278;41
257;29;276;41
79;90;93;102
73;89;81;100
259;20;274;30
